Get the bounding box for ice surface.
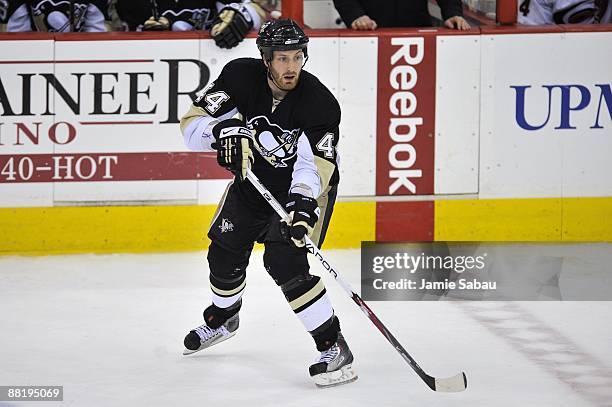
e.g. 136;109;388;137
1;249;611;406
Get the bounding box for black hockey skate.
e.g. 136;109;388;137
183;314;239;355
309;333;357;388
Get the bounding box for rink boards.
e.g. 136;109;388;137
0;27;611;253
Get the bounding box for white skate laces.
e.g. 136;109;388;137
309;336;358;388
194;324;230;342
183;322;236;355
316;344;340;364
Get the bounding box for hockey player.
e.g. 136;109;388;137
117;0;265;49
1;0;31;31
179;19;357;387
27;0;110;32
1;0;110;32
518;0;610;24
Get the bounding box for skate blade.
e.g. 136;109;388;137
312;364;358;388
182;331;236;355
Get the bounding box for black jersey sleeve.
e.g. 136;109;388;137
180;58;253;151
192;59;245;118
302;95;340;163
437;0;464;20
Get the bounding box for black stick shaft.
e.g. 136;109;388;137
245;168;466;392
349;292;436;389
150;0;159;20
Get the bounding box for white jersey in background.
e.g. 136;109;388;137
518;0;610;24
0;0;32;31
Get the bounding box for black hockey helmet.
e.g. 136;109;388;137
256;19;309;62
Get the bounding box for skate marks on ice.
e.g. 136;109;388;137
459;302;612;407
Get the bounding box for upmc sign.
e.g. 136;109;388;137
511;84;612;131
376;34;435;196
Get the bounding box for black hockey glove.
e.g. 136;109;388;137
210;4;254;49
211;119;254;182
282;193;320;248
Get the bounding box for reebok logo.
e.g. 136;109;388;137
386;38;424;194
376;35;435;196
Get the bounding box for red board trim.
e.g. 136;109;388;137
0;152;232;183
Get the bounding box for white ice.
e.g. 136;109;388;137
1;249;611;407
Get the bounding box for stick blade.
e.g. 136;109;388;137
433;372;468;392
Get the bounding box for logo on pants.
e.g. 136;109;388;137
219;218;234;233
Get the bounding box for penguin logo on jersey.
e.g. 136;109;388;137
247;116;300;168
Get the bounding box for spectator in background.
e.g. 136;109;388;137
114;0;151;31
115;0;265;48
1;0;32;31
518;0;611;24
333;0;471;30
30;0;110;31
1;0;111;31
599;0;612;22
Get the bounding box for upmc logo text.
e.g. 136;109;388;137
376;35;435;196
511;84;611;130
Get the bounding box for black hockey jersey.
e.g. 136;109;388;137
2;0;109;32
158;0;219;30
181;58;340;198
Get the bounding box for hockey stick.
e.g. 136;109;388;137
245;168;467;392
69;0;74;31
150;0;160;20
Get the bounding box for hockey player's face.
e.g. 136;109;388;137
268;50;304;90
